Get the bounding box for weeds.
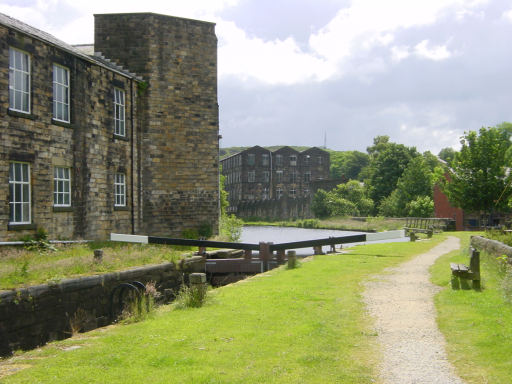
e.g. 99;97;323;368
69;308;90;336
173;284;208;309
121;282;161;324
22;228;57;253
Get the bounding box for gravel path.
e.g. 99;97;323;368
363;237;466;384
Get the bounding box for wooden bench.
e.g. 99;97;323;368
450;247;480;289
404;227;433;241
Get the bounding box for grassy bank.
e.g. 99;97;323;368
244;216;405;232
1;237;446;383
431;232;512;383
0;242;192;290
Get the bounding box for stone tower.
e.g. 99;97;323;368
94;13;219;236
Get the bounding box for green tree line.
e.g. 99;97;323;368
313;123;512;220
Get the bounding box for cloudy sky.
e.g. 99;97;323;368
1;0;511;154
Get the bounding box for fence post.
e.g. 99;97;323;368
287;250;297;269
259;242;271;271
189;273;207;302
313;246;324;255
277;249;285;263
197;237;206;255
94;249;103;263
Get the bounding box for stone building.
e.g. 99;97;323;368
221;146;330;215
0;12;219;240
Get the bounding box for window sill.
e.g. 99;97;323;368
8;223;37;231
53;206;73;212
113;134;129;142
7;109;36;120
114;206;129;211
51;119;73;129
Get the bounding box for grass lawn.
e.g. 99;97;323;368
431;232;512;384
1;237;446;383
0;242;192;290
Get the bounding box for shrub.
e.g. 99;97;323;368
220;214;243;242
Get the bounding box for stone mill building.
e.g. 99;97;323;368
0;12;219;240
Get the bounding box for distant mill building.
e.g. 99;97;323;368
221;146;333;219
0;12;219;240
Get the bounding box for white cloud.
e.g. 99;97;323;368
414;40;452;61
502;9;512;22
0;0;240;44
217;21;336;84
391;46;411;62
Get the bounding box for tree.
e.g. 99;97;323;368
442;127;512;221
395;156;433;202
311;181;374;218
329;180;374;216
377;156;433;217
329;150;369;180
366;135;390;157
311;189;330;218
438;147;456;166
367;143;418;206
406;196;434;217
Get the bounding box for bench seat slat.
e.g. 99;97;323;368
450;263;469;272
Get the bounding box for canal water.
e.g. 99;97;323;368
240;226;407;256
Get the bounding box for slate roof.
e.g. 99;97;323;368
0;12;142;80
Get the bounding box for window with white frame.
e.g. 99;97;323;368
9;47;30;113
290;188;296;198
276;187;283;199
304;155;310;166
290;155;297;166
53;167;71;207
9;162;31;224
290;171;298;183
263;171;270;182
304;172;311;182
114;88;125;136
275;154;283;166
262;153;269;166
276;170;283;183
247;153;255;166
262;188;269;200
304;188;310;196
318;156;323;165
248;170;255;182
114;173;126;207
53;64;69;122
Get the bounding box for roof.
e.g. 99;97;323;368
0;12;142;81
94;12;216;26
220;146;328;161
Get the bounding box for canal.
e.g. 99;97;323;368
240;226;407;256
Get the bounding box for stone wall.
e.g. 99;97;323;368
94;13;220;237
0;24;140;240
470;235;512;260
0;260;210;357
236;196;313;220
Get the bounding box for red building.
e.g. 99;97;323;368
433;184;464;231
